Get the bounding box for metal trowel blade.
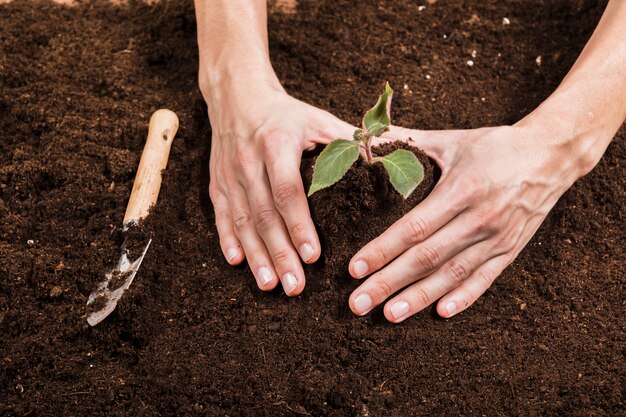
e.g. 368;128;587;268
86;239;152;326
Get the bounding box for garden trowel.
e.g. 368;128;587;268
86;109;179;326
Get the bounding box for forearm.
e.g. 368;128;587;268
520;0;626;182
194;0;282;100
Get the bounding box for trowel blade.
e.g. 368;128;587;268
86;239;152;326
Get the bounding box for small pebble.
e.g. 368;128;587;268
50;286;62;298
535;55;542;66
502;17;511;25
471;50;477;58
466;59;474;67
403;83;409;90
418;5;426;11
27;239;34;245
481;97;486;102
425;74;431;80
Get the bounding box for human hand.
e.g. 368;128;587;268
348;123;586;321
204;80;354;296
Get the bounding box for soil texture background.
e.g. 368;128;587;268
1;0;624;416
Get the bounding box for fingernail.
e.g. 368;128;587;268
299;243;314;262
281;272;298;295
257;266;273;287
390;300;410;320
353;259;369;277
226;247;239;263
353;293;373;315
445;301;457;316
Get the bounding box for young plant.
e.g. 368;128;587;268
308;83;424;198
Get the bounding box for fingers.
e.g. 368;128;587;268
436;254;512;318
381;241;504;323
348;184;461;279
349;213;488;316
226;181;280;292
243;167;307;297
264;137;321;264
209;184;244;265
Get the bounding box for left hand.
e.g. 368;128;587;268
348;123;581;322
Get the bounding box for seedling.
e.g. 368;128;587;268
308;83;424;198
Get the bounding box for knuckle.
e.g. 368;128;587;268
454;175;486;206
447;259;470;285
273;181;301;210
256;126;279;143
261;135;275;156
372;277;395;299
234;148;257;177
213;207;229;224
476;270;496;288
247;249;268;267
234;145;250;163
270;248;291;268
473;207;500;235
208;182;221;202
255;206;279;233
412;287;431;307
257;127;288;150
412;246;440;272
403;215;429;245
374;243;391;265
490;229;514;254
288;221;307;238
233;211;253;232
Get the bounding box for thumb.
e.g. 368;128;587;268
378;125;468;159
306;113;357;150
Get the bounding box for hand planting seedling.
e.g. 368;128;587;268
308;83;424;198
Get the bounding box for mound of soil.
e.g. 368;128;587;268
1;0;623;416
305;142;437;276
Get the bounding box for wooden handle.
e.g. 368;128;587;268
123;109;179;225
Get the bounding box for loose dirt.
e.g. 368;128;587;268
1;0;624;416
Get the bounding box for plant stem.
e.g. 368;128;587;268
364;136;373;163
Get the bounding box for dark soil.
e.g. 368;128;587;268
1;0;624;416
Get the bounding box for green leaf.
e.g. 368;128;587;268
308;139;360;196
379;149;424;199
362;82;393;137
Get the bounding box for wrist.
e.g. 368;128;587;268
517;94;613;183
198;59;284;103
199;61;287;133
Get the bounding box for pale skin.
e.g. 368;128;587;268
195;0;626;321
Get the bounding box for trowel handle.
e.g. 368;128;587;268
123;109;179;225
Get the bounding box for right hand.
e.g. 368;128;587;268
203;80;354;296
